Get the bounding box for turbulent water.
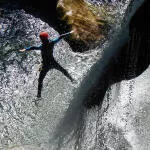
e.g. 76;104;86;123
0;0;147;150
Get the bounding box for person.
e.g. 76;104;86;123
19;31;74;98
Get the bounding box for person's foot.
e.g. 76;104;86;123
33;97;43;106
37;94;41;98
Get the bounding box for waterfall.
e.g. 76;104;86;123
0;0;147;150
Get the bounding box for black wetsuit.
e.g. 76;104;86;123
25;32;73;97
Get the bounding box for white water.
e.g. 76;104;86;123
0;0;145;150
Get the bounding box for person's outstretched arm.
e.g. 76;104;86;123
19;45;42;52
52;30;74;44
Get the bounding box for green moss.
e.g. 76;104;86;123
87;3;117;25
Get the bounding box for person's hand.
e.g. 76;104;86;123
19;49;26;52
70;30;75;34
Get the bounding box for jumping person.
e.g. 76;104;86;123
19;31;74;98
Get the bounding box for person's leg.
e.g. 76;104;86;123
37;67;49;98
54;61;74;82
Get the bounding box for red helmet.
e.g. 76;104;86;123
39;32;49;40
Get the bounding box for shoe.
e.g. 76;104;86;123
37;94;41;98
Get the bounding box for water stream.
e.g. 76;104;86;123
0;0;147;149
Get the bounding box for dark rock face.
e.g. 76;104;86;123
0;0;58;25
124;0;150;79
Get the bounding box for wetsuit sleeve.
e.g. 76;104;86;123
25;45;42;51
52;32;71;43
